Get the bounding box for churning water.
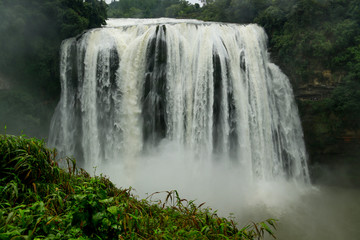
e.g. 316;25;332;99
49;19;359;239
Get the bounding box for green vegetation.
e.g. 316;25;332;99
0;0;107;138
252;0;360;159
107;0;201;18
0;134;277;239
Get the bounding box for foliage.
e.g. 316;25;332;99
0;0;107;138
263;0;360;157
0;134;277;239
107;0;201;18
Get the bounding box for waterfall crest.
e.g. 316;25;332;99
49;18;309;183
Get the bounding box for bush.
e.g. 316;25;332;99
0;134;277;239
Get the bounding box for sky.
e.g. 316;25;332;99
105;0;202;5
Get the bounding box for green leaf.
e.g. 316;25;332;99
107;206;118;215
100;197;114;204
92;212;105;224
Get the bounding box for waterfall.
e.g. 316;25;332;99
49;18;310;183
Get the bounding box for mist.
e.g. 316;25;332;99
0;0;61;138
94;140;360;240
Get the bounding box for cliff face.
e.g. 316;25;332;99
295;69;359;148
295;70;339;101
293;70;360;187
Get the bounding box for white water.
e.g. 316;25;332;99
48;18;329;238
50;18;309;182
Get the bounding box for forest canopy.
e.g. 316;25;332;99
107;0;201;18
0;0;107;137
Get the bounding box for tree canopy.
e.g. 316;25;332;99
107;0;201;18
0;0;107;137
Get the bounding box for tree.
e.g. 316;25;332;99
0;0;108;137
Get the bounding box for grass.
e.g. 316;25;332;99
0;134;277;239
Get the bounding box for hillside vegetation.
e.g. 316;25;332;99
0;134;276;239
0;0;107;137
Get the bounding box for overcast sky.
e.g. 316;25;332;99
105;0;202;5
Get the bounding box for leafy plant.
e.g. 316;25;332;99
0;134;277;239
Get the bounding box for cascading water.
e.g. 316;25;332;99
48;19;360;240
49;18;309;185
